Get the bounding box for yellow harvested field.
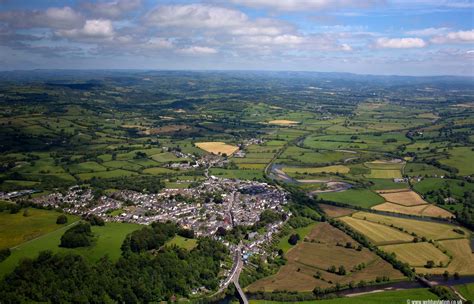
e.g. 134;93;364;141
377;190;428;206
287;242;374;271
283;165;350;174
195;142;239;155
268;120;299;125
416;239;474;275
340;216;413;245
372;202;453;218
366;169;402;179
246;222;404;293
380;242;450;267
377;189;414;194
352;212;469;241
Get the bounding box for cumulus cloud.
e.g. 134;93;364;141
431;29;474;44
405;27;450;36
56;19;115;39
0;6;83;29
178;46;218;55
82;0;142;19
144;37;174;49
375;37;426;49
230;0;385;11
144;4;247;29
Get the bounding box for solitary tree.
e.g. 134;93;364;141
56;214;68;224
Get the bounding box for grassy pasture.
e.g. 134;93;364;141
165;235;197;250
0;209;79;249
455;283;474;300
340;216;413;245
237;163;267;170
209;168;264;180
404;163;448;177
413;178;474;202
283;165;350;175
66;161;107;174
439;147;474;176
276;223;317;254
142;167;176;175
366;169;402;179
151;152;182;163
380;242;450;267
364;161;404;170
102;160;143;171
368;179;409;190
195;142;238;155
318;189;384;208
351;212;469;241
249;288;438;303
77;169;137;180
0;222;141;277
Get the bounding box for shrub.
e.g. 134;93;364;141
56;214;68;224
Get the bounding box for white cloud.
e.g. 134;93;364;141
82;0;142;19
0;6;83;29
178;46;218;55
144;4;247;29
375;37;426;48
230;0;384;11
57;19;115;39
405;27;450;36
341;43;353;51
144;37;174;49
431;29;474;44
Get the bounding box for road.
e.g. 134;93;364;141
211;244;243;296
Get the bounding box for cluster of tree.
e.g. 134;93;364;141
288;233;300;245
0;200;22;214
455;208;474;231
82;214;105;226
0;248;11;263
327;265;346;275
0;237;228;302
60;222;94;248
177;228;194;239
121;221;177;253
429;285;459;301
254;209;285;229
287;216;314;229
239;254;286;289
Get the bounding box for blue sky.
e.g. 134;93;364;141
0;0;473;75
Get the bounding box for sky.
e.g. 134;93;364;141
0;0;473;76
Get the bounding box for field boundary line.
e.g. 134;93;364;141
10;220;79;250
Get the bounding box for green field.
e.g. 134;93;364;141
276;223;317;253
210;168;264;180
165;235;198;250
0;221;141;277
249;288;439;304
455;283;474;300
0;209;79;249
439;147;474;176
318;189;385;208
